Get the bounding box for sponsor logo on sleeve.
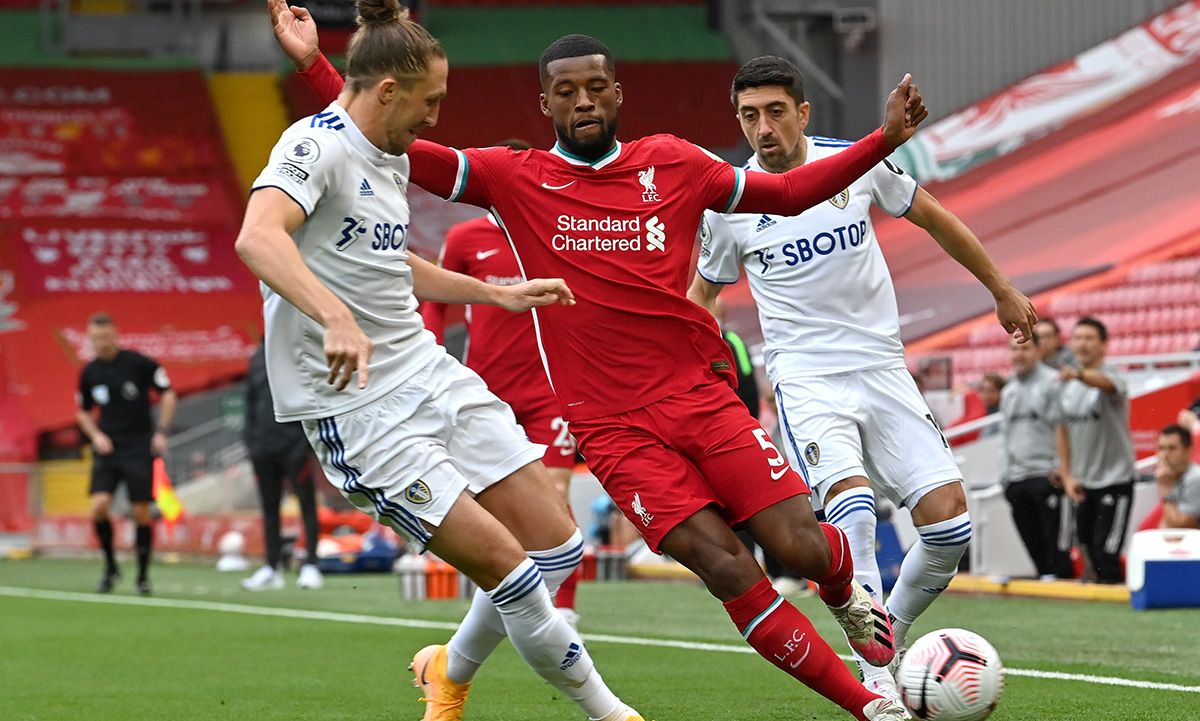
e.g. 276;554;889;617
275;162;310;184
284;138;320;165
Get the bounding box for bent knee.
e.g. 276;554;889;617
918;513;973;555
681;543;763;600
770;524;831;578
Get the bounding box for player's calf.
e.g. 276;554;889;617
885;507;972;650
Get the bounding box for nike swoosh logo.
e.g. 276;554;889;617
475;249;501;260
770;466;789;481
789;643;811;669
540;181;575;190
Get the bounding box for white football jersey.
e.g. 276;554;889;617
251;102;440;421
697;136;918;381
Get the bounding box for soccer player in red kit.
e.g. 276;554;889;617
272;5;925;718
422;142;584;623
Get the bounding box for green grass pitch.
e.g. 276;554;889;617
2;558;1198;720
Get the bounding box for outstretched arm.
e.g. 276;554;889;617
408;254;575;311
905;187;1037;343
729;75;928;216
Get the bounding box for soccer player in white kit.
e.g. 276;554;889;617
238;2;643;720
689;56;1037;702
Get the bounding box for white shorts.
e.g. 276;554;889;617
303;352;545;548
773;367;961;511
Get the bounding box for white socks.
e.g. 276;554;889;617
484;558;623;720
824;487;884;600
446;531;584;683
825;487;891;681
884;511;972;649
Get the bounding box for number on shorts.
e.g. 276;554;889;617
926;413;948;448
551;416;576;457
753;428;788;469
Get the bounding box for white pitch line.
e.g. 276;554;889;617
3;585;1199;695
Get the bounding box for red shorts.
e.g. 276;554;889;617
512;397;577;470
570;381;810;553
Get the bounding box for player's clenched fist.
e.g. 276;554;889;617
497;278;577;312
324;317;374;390
882;73;929;148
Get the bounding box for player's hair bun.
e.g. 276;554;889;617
356;0;409;27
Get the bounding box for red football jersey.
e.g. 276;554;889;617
300;56;892;421
422;216;556;412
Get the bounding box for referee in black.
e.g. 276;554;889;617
75;313;176;594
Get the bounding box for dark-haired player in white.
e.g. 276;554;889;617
689;56;1036;703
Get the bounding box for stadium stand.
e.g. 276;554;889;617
895;41;1200;385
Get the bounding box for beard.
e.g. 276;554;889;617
555;116;619;160
756;143;802;173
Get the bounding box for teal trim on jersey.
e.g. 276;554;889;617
724;330;753;377
722;167;745;213
553;141;620;168
741;595;784;639
450;150;469;202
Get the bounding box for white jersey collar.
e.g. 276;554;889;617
324;102;406;166
550;140;623;170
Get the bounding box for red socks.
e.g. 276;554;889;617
815;522;854;607
724;577;879;720
554;566;579;609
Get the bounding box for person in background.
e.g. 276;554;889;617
1000;336;1072;580
1154;424;1200;530
979;373;1005;416
241;342;324;591
1035;318;1075;369
76;313;176;595
978;372;1006;438
1056;317;1136;583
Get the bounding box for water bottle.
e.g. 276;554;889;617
395;550;426;601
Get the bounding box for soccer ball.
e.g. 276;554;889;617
896;628;1004;721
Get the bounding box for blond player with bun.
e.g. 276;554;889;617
239;1;645;719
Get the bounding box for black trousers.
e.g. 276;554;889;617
251;449;319;569
1075;481;1134;584
1004;476;1073;578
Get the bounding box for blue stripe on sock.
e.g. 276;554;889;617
534;558;583;573
825;499;876;526
925;537;971;547
826;497;875;517
491;565;540;604
491;565;543;606
920;520;972;539
529;538;585;563
496;576;544;606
